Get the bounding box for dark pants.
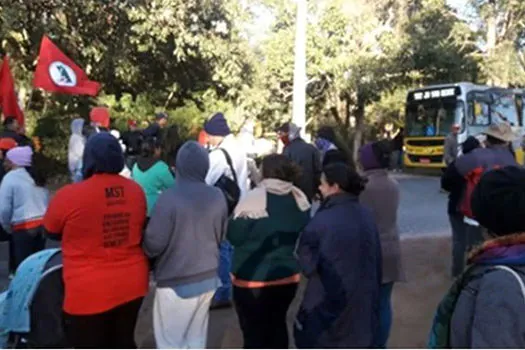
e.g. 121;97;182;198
234;283;298;349
449;213;468;277
11;230;46;272
63;297;143;349
390;150;403;170
375;282;394;348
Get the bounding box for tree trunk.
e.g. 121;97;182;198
486;1;498;85
352;94;366;165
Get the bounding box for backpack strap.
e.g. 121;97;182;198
493;265;525;301
218;148;238;185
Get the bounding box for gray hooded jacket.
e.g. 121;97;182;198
451;264;525;348
143;141;228;287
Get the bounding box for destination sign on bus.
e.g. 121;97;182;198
408;86;461;102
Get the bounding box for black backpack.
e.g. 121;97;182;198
214;149;241;215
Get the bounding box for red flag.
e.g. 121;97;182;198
0;56;24;126
33;35;101;96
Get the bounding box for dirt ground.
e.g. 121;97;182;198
134;236;452;348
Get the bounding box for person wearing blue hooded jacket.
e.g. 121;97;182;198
294;162;382;348
44;133;149;348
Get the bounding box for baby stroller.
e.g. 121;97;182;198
0;249;66;348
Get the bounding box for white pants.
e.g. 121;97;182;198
153;287;214;349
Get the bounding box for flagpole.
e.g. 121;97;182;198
292;0;307;137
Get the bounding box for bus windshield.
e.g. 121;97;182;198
490;93;520;126
406;98;464;137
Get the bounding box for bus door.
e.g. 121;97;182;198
466;90;492;136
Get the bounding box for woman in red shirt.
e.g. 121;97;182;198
44;132;149;348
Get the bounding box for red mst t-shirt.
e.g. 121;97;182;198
44;174;149;315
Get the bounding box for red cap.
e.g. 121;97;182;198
128;120;138;127
90;107;110;128
0;138;18;151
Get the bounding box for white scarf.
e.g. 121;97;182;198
233;179;311;219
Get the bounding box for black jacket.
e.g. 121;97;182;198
441;160;465;215
283;138;322;201
121;130;143;156
143;123;162;141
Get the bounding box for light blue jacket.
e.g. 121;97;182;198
0;249;61;347
0;168;49;232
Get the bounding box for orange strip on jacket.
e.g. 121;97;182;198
231;273;301;288
12;219;43;232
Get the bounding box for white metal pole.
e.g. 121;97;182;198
292;0;307;137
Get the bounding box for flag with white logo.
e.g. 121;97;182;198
33;35;101;96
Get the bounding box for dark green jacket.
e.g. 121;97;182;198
227;193;310;282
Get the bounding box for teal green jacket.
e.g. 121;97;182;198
132;160;175;216
227;193;310;283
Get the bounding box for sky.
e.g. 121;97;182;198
244;0;474;46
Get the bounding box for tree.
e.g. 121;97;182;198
0;0;254;111
0;0;256;171
468;0;525;86
251;0;479;160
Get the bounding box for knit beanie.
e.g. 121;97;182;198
317;126;337;144
472;166;525;236
204;112;231;137
462;136;481;155
6;146;33;167
359;143;381;170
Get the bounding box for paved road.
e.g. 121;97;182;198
395;173;449;238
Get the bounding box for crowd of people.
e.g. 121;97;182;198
0;105;523;348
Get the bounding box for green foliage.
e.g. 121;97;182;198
1;0;524;168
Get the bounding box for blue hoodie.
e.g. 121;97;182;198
82;133;125;179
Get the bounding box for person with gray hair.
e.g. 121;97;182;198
277;122;322;202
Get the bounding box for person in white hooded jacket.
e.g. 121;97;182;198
68;118;85;183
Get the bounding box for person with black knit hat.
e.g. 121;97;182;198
203;112;249;308
429;166;525;348
441;136;481;277
315;125;349;167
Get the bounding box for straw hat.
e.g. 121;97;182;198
483;123;517;143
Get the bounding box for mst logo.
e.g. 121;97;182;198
105;186;125;199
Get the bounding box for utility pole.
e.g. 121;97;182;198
292;0;307;136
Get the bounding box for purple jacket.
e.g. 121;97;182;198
454;145;517;177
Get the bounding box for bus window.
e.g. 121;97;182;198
406;99;463;137
468;100;490;126
491;93;519;126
